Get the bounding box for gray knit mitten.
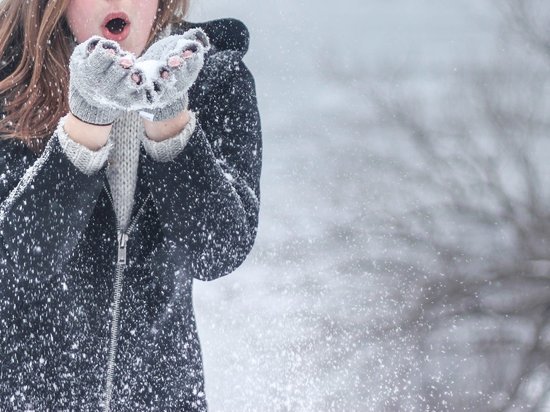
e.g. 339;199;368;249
133;28;210;121
69;36;139;125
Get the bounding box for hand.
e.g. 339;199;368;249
133;28;210;121
68;36;140;125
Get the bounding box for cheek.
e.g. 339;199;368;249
138;1;159;30
65;7;95;43
69;22;92;44
133;1;159;51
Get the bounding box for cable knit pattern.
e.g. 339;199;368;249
57;115;114;175
58;111;195;232
105;112;142;231
139;111;196;162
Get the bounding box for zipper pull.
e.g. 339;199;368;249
117;231;129;266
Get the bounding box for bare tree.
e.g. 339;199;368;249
363;1;550;410
310;0;550;410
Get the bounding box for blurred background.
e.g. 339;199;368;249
188;1;550;410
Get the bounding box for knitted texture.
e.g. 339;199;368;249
136;29;210;121
69;37;137;125
105;112;142;231
58;112;195;231
57;115;113;175
139;111;196;162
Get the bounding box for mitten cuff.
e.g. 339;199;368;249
69;89;118;126
140;111;196;162
154;99;187;122
57;115;114;175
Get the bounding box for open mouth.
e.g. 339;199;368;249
106;18;127;34
102;13;130;41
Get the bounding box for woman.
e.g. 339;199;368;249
0;0;262;409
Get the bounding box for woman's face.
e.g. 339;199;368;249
65;0;159;56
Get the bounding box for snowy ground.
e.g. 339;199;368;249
186;1;501;410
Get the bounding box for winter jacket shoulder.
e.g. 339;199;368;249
176;18;250;54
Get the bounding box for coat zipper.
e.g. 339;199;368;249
101;181;152;411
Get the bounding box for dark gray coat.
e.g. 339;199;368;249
0;18;261;411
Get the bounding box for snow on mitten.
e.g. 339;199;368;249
69;36;139;125
133;28;210;121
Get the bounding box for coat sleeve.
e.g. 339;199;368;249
139;57;262;281
0;133;107;275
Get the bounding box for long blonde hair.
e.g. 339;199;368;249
0;0;189;154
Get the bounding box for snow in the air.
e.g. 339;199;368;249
190;0;550;411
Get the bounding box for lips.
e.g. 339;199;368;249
101;12;130;42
